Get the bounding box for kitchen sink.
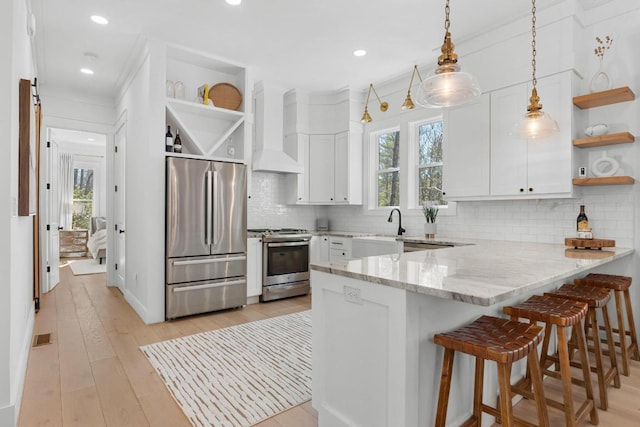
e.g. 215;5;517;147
402;241;455;252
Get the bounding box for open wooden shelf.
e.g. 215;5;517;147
573;131;635;148
573;86;635;109
572;176;635;186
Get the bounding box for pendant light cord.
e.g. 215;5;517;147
444;0;451;32
531;0;537;89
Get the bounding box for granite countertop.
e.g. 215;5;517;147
311;239;634;306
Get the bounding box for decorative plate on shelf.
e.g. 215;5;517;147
209;83;242;111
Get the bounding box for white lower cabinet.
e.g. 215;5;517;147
329;236;352;262
246;237;263;298
311;235;330;263
490;72;573;198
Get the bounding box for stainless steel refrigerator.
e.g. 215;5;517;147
165;157;247;319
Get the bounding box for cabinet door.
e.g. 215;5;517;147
490;85;529;196
309;134;335;203
526;73;572;195
285;133;310;203
246;237;263;297
318;236;330;262
443;94;490;198
334;132;349;203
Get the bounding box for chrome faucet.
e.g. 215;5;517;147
387;208;405;236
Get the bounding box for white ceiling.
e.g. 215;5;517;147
31;0;579;101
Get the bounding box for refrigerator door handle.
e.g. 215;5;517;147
172;256;247;266
206;170;213;245
212;170;219;247
172;279;246;293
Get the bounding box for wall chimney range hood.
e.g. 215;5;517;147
252;81;303;174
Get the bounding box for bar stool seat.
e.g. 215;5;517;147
503;294;598;427
433;315;549;427
546;283;621;410
576;273;640;376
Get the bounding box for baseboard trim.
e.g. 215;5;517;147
2;302;36;427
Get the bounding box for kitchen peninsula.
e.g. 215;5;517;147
310;239;633;427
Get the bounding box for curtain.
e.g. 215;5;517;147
58;153;74;229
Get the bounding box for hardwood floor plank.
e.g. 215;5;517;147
61;386;106;427
57;317;95;393
91;357;150;427
137;392;191;427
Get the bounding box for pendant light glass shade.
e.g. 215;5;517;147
415;0;480;108
415;63;481;108
514;0;559;139
514;109;559;139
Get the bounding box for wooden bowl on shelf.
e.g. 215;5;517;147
209;83;242;111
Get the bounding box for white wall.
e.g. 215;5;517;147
115;40;166;324
248;172;325;230
0;0;37;424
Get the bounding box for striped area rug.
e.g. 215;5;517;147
140;310;311;427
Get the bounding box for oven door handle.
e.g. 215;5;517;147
266;241;310;248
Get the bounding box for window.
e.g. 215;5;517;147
375;129;400;207
72;168;94;229
416;120;445;206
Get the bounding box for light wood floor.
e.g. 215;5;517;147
18;261;315;427
18;262;640;426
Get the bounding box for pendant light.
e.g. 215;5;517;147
402;65;423;110
415;0;481;108
513;0;559;139
361;83;389;123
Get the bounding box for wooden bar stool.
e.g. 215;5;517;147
503;295;598;427
545;283;621;410
575;273;640;376
433;315;549;427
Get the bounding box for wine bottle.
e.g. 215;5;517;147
165;125;173;152
576;205;589;231
174;129;182;153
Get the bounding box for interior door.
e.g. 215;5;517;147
114;120;126;292
43;137;60;292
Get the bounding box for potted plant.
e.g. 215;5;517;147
422;202;439;239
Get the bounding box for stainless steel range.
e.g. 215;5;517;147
249;229;312;302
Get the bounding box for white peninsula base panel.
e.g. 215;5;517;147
311;251;633;427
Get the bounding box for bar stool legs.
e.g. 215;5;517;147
577;273;640;376
434;316;549;427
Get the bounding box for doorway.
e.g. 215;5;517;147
40;127;109;292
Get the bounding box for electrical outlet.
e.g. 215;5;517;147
344;285;363;304
227;146;235;156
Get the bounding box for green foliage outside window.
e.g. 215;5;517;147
377;130;400;207
418;121;445;206
72;168;94;230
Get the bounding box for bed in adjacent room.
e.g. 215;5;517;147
87;216;107;264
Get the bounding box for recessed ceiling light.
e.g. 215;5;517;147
225;0;241;5
80;68;94;75
353;49;367;57
87;137;95;142
90;15;109;25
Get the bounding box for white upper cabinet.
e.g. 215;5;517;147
308;134;336;203
164;44;249;162
334;131;362;204
490;72;573;198
284;88;364;205
442;94;491;199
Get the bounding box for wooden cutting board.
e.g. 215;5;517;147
565;248;615;259
564;237;615;249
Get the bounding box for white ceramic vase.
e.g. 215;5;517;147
589;60;612;93
424;223;437;239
